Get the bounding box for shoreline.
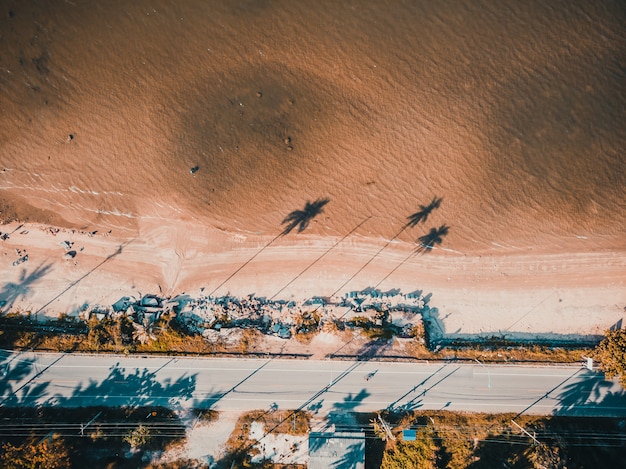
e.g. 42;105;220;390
1;220;624;346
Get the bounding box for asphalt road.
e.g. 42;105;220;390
2;351;625;417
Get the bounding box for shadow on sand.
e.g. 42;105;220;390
209;198;331;296
0;263;54;314
31;240;132;321
405;197;443;228
281;198;330;236
415;225;450;253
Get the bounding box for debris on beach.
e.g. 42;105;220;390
140;294;161;308
60;240;74;250
0;232;9;240
75;288;428;348
111;290;426;339
12;254;28;266
284;136;293;151
190;165;199;174
112;296;136;313
63;250;77;259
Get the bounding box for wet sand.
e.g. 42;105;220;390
0;1;625;342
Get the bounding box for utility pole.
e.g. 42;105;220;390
474;358;491;389
328;358;334;386
511;419;540;446
377;414;395;441
80;411;102;436
581;356;594;370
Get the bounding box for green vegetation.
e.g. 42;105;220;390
593;328;626;387
374;411;625;469
2;435;72;469
0;310;594;365
1;400;624;468
381;433;437;469
123;424;152;449
0;406;196;468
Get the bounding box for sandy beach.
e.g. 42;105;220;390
1;0;625;344
1;219;624;344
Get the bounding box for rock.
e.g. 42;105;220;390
140;295;161;307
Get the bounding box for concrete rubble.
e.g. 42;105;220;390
86;288;431;341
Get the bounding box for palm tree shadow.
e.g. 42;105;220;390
0;353;42;405
355;338;393;361
281;198;330;236
405;197;443;228
467;431;532;469
552;369;626;417
314;390;369;469
44;363;199;408
416;225;450;254
0;263;53;314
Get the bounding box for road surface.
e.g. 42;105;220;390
1;351;625;417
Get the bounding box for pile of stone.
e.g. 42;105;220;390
93;288;431;341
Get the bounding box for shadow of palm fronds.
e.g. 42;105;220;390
416;225;449;253
0;263;54;314
281;198;330;235
405;197;443;228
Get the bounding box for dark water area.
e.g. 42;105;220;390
0;0;624;252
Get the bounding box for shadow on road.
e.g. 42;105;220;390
387;365;460;419
552;368;626;417
312;389;371;469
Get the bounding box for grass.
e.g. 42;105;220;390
366;410;626;469
0;311;592;365
3;403;622;469
0;406;190;468
407;339;590;364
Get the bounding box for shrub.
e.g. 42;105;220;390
381;434;437;469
